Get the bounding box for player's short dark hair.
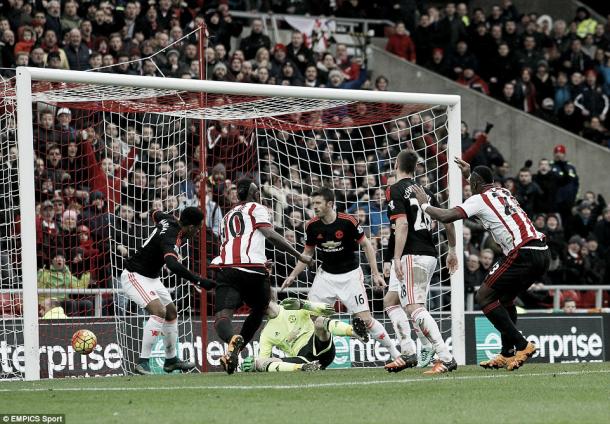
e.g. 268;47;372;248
397;150;418;173
180;206;204;226
236;178;255;201
311;187;334;203
472;166;494;184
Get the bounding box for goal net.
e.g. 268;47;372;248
2;68;463;380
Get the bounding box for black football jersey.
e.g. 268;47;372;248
125;211;184;278
304;212;365;274
386;178;438;257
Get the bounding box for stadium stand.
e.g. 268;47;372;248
0;0;608;319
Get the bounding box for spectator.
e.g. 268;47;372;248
562;298;577;313
514;68;538;113
464;253;485;302
557;101;584;134
574;70;609;121
60;0;81;34
487;43;518;97
582;116;610;145
594;206;610;254
498;82;523;109
516;35;544;72
456;67;489;95
286;31;315;75
385;22;416;63
479;248;495;273
534;98;561;125
448;40;478;80
562;235;588;284
533;158;561;213
561;38;593;75
515;167;544;216
37;252;93;317
64;28;90;71
550;144;579;226
573;6;597;39
424;47;451;79
239;19;270;61
327;65;367;90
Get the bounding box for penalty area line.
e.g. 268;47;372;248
1;368;609;393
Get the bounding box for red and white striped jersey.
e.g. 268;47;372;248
456;187;544;255
211;202;272;267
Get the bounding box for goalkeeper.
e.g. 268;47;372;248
242;298;368;372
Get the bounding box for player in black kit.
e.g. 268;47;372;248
282;188;403;362
121;207;215;375
383;150;458;375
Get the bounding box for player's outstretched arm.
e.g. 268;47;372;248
444;222;459;274
359;236;386;287
281;298;335;316
412;186;463;223
164;255;215;290
259;226;314;266
281;245;315;291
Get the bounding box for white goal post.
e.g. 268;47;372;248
14;67;464;380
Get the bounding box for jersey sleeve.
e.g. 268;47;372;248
387;184;407;221
151;210;172;224
258;330;273;359
456;194;485;218
304;220;316;247
350;216;365;242
251;204;272;229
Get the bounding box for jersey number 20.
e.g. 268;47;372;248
410;198;432;231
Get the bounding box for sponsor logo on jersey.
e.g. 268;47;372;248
320;240;343;252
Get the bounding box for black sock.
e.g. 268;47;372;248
138;357;149;365
240;307;266;345
215;316;234;343
500;303;518;356
164;356;177;364
483;301;528;352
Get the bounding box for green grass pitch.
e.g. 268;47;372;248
1;363;609;424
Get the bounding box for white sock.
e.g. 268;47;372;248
368;318;401;360
140;315;165;359
163;318;178;359
410;317;433;350
411;307;452;362
385;305;416;356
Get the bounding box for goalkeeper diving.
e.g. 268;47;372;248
241;298;369;372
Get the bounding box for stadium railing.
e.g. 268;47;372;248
466;285;610;311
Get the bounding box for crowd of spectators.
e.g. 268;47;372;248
0;0;608;318
385;1;610;148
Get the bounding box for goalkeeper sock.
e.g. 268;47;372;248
385;305;416;356
368;318;401;360
325;318;353;337
140;315;164;359
162;318;178;359
266;361;302;372
501;302;517;356
411;307;452;362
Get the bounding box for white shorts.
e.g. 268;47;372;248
308;267;370;314
388;255;437;306
120;270;172;308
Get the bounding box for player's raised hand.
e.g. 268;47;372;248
454;157;471;179
372;273;387;288
280;275;296;292
411;185;428;206
446;251;458;275
394;257;404;282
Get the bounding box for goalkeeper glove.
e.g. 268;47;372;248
241;356;256;372
302;300;335;316
280;298;302;310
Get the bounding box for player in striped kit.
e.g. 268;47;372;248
413;158;550;371
212;178;313;375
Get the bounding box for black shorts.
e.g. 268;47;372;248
482;240;551;299
214;267;270;312
282;334;336;369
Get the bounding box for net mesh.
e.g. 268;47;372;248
1;74;455;377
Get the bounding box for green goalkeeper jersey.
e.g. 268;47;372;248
259;306;314;358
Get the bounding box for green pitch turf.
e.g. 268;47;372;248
1;363;609;424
